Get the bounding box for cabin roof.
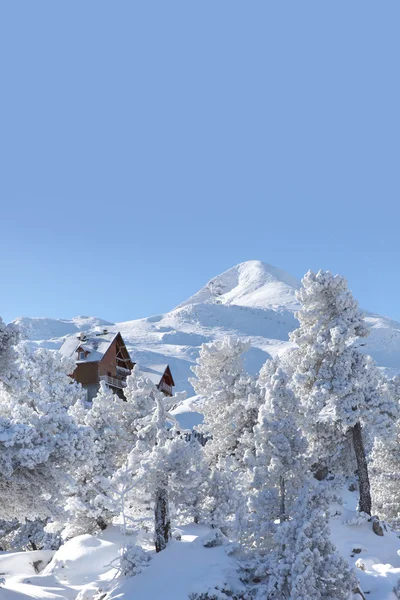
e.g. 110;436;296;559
138;363;171;386
59;331;119;363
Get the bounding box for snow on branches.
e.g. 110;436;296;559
289;270;396;514
248;360;307;550
0;339;92;523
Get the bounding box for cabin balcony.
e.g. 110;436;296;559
116;365;131;376
159;380;173;396
99;374;127;389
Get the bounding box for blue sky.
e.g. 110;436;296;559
1;1;400;325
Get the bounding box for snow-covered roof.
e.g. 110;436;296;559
59;331;119;363
138;363;169;386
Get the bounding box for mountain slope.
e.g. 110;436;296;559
177;260;300;310
14;261;400;394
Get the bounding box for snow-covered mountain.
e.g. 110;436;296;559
13;260;400;394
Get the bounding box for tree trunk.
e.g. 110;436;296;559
279;476;287;523
352;421;371;515
96;516;108;531
154;485;171;553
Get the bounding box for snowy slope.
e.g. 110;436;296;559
14;316;114;350
177;260;300;310
0;525;242;600
2;490;400;599
330;485;400;600
13;261;400;394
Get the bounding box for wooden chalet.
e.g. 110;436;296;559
138;364;175;397
59;329;175;400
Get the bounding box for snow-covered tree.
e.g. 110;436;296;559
59;381;138;536
190;337;263;536
248;360;307;552
290;270;396;514
194;463;243;535
119;543;150;577
0;343;92;523
266;481;357;600
191;337;261;466
0;318;19;388
5;519;61;551
370;406;400;524
113;376;203;552
61;364;191;537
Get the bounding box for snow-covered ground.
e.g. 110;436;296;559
2;488;400;600
330;486;400;600
14;261;400;395
0;525;242;600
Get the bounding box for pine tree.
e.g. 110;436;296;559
370;404;400;524
190;337;262;536
290;270;396;515
0;318;20;388
60;381;142;536
248;360;307;553
112;369;203;552
191;336;261;466
0;343;92;523
267;482;357;600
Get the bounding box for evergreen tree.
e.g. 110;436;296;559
112;370;202;552
0;317;20;388
0;343;92;523
370;407;400;524
191;337;261;467
190;337;262;536
249;360;307;553
267;482;357;600
61;381;141;536
290;270;396;514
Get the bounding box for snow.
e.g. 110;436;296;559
14;317;113;345
13;261;400;396
0;525;241;600
5;261;400;600
3;491;400;599
137;363;168;386
42;534;118;585
176;260;301;311
330;486;400;599
58;332;118;363
171;395;205;430
107;524;241;600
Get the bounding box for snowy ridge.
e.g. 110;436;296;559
14;316;114;349
14;261;400;394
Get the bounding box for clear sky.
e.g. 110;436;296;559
1;1;400;325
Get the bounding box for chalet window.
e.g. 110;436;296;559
78;351;85;360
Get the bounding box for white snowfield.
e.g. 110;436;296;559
14;260;400;396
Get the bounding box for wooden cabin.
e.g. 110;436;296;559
138;364;175;396
59;329;175;400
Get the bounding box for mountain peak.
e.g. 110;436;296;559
176;260;300;311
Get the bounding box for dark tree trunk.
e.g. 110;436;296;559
279;476;287;523
154;485;171;553
96;517;108;531
352;421;371;515
311;462;329;481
